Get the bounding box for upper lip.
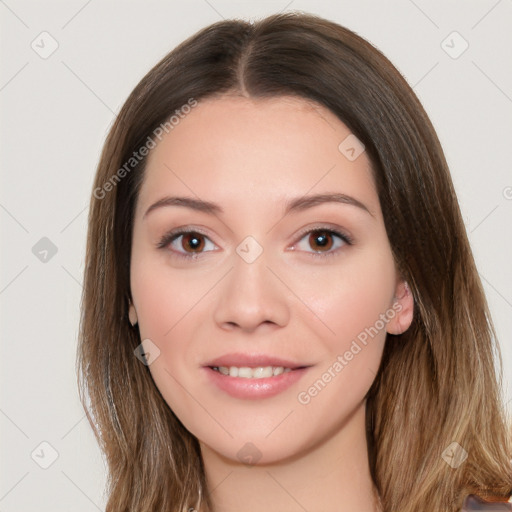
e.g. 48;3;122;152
204;353;310;370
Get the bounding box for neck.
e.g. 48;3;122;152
199;402;381;512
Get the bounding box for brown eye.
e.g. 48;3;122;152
291;227;351;259
158;230;216;258
308;230;334;252
180;232;206;253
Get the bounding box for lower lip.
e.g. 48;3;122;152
202;366;310;399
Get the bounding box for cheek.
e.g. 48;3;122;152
131;255;208;341
291;258;394;417
293;249;396;352
130;260;212;422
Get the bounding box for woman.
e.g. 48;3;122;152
77;11;512;512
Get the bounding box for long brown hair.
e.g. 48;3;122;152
77;11;512;512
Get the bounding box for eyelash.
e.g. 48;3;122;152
156;225;353;260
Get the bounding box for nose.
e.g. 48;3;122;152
212;249;290;333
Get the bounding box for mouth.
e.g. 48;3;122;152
202;353;312;398
203;361;312;399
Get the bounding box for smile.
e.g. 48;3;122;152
204;366;310;399
211;366;293;379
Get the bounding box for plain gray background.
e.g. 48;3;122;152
1;1;511;510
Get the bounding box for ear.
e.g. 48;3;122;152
128;301;138;327
386;280;414;335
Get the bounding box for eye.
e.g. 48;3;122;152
157;229;216;259
156;225;353;260
291;227;352;258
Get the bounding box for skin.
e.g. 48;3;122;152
129;95;414;512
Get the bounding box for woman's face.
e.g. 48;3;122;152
130;95;412;464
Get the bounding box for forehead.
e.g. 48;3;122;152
135;95;377;221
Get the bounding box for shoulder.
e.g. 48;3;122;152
461;494;512;511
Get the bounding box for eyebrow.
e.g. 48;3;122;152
142;192;374;220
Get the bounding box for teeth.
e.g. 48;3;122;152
213;366;293;379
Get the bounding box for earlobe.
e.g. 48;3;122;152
386;281;414;335
128;302;138;327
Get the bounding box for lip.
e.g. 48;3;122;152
202;365;311;399
203;352;309;370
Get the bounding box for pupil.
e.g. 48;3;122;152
316;234;327;245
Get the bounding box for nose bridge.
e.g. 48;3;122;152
212;236;289;331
